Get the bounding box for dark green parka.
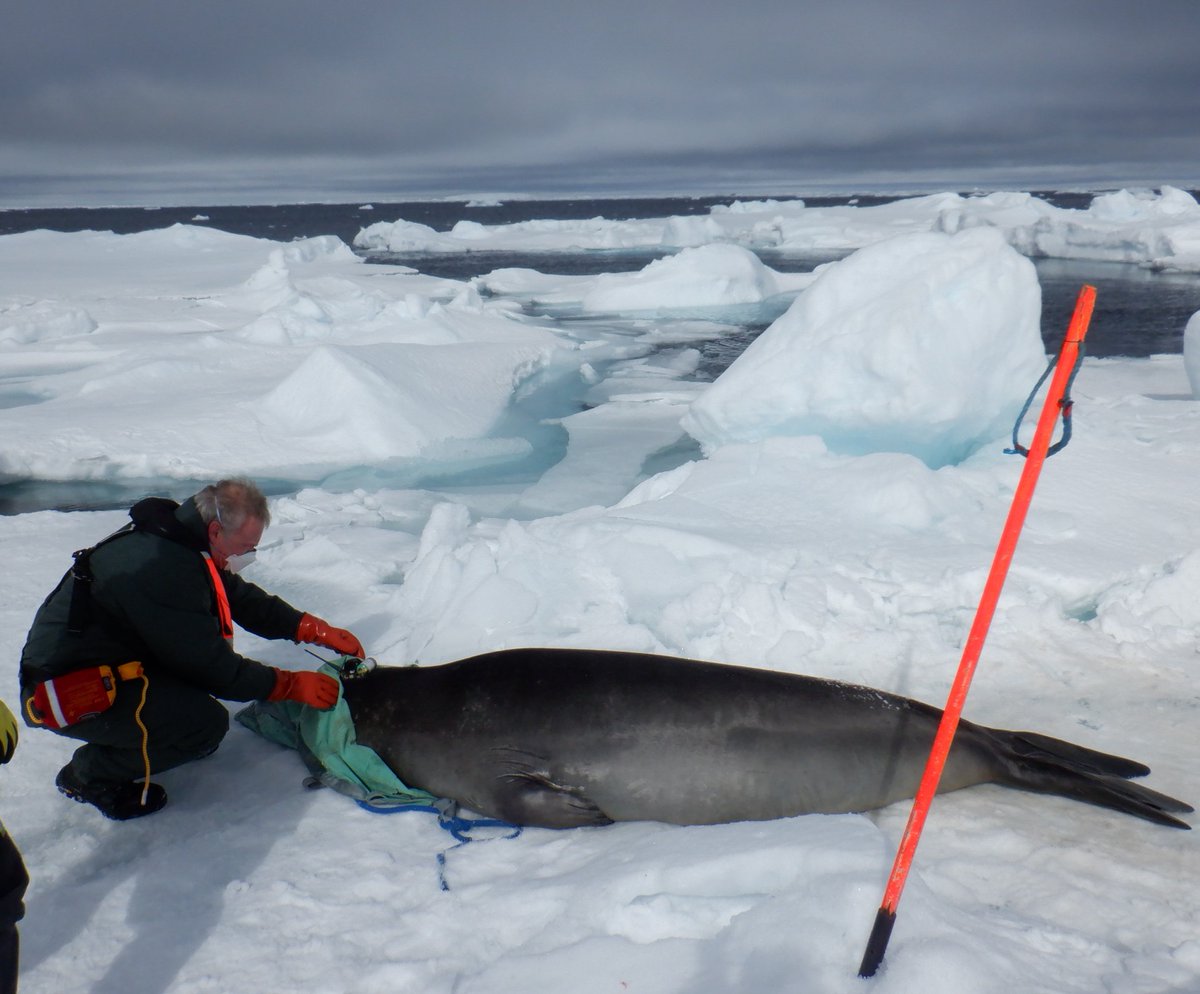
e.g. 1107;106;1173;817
19;496;302;703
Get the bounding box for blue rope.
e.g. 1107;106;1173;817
1005;345;1086;458
355;798;522;891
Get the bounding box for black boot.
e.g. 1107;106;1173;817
56;763;167;820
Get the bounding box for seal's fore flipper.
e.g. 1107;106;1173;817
490;749;613;828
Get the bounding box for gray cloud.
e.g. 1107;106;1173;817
2;0;1198;205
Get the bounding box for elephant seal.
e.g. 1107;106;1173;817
338;647;1192;830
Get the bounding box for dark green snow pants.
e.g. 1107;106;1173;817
25;669;229;786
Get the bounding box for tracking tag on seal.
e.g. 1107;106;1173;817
339;656;377;680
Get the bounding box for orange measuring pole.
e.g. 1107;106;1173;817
858;284;1096;979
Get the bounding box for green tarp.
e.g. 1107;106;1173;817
235;662;438;809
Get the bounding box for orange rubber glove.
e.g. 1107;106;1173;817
267;669;340;710
295;613;365;658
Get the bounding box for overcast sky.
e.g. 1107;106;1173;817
3;1;1198;207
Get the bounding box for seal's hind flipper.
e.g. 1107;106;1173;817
993;730;1193;829
1016;759;1193;829
1009;731;1151;779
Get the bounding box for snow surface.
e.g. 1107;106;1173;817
1;191;1199;994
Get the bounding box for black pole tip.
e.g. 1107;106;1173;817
858;907;897;979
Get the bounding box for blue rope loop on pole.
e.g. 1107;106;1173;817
1005;344;1086;458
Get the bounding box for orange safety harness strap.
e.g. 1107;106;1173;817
201;552;234;641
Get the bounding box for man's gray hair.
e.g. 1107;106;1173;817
195;478;271;531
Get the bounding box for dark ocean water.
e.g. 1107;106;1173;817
3;192;1199;358
0;193;881;247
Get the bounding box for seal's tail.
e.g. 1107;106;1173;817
986;729;1193;829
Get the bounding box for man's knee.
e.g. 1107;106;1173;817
161;692;229;766
188;695;229;759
